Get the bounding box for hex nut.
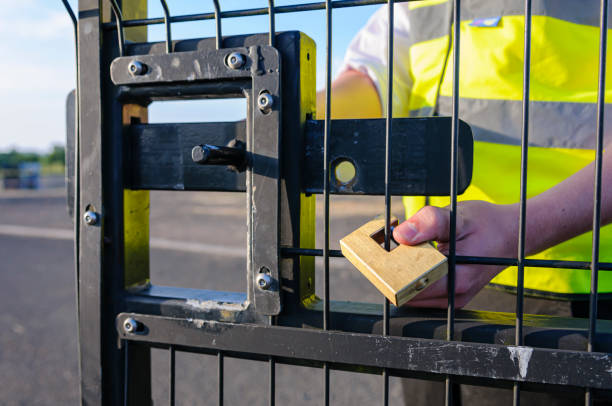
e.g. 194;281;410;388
128;60;147;76
256;273;272;291
257;92;274;113
83;210;99;226
226;52;245;70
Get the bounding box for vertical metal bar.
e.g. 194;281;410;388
123;341;129;406
60;2;82;398
108;0;125;57
79;1;149;403
78;0;105;402
159;0;173;53
323;0;333;404
212;0;222;49
269;315;276;406
169;346;176;406
60;1;77;39
382;1;394;405
586;1;608;404
268;0;275;47
218;351;224;406
446;0;460;404
269;354;275;406
514;1;532;405
121;3;150;403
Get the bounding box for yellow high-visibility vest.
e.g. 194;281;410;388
402;0;612;298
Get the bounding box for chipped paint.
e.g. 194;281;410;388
193;59;202;76
508;346;533;378
185;299;246;312
186;318;205;328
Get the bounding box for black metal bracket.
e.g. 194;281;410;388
110;47;270;85
112;44;283;316
121;117;473;195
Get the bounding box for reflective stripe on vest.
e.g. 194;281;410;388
401;0;612;296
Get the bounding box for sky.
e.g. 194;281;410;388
0;0;381;153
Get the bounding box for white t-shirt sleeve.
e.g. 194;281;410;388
339;5;413;117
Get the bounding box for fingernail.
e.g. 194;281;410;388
398;222;419;242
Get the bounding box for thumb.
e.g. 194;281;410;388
393;206;450;245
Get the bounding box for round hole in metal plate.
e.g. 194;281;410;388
334;159;356;186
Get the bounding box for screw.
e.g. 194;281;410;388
415;277;429;291
83;210;99;226
128;60;146;76
226;52;245;69
123;318;139;334
256;273;272;291
257;92;274;113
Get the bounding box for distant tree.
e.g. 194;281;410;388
0;149;40;168
41;145;65;166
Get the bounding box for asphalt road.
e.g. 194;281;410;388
0;186;407;405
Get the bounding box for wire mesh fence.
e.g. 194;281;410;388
62;0;612;405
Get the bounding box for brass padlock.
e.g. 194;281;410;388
339;216;448;307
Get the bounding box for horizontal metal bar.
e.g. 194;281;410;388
123;285;266;324
125;117;473;194
102;0;417;30
123;286;612;351
117;81;249;102
280;248;612;271
281;247;343;257
110;46;276;86
117;312;612;390
304;117;473;195
457;256;612;271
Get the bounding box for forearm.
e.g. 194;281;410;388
525;145;612;256
316;69;382;119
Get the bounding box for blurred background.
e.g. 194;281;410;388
0;1;415;404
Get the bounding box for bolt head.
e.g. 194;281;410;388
256;273;272;290
83;210;99;226
226;52;245;69
123;318;139;334
257;93;274;112
128;60;146;76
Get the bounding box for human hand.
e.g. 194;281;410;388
392;201;519;309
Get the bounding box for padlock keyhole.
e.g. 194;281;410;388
370;227;399;251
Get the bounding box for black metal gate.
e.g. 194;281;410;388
61;0;612;405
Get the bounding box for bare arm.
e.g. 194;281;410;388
525;152;612;255
316;69;383;119
393;145;612;308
